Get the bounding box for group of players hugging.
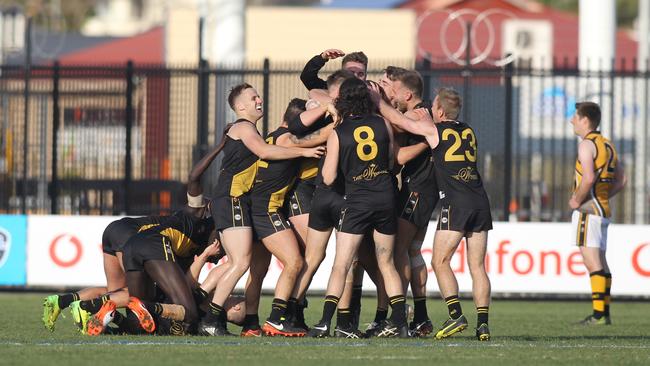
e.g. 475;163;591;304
41;48;496;341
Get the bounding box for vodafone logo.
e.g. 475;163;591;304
632;243;650;277
49;234;83;268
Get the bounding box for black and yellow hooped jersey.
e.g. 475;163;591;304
298;158;319;182
251;127;299;213
215;120;259;198
336;115;393;209
133;216;164;233
144;210;215;258
574;131;618;217
431;120;490;209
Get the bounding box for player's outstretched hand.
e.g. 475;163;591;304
326;103;340;125
321;49;345;60
201;240;222;258
412;108;433;123
366;80;383;105
303;146;326;158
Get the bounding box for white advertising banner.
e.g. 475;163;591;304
26;216;650;296
27;215;120;287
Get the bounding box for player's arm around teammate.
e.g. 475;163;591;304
203;85;323;336
380;89;493;341
309;78;408;338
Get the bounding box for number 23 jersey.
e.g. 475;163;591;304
432;121;490;209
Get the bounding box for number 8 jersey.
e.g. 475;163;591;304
336;115;394;209
432;120;490;209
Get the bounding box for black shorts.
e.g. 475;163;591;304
122;232;192;272
338;206;397;235
102;218;142;256
211;194;253;231
308;186;345;231
396;189;438;229
284;179;315;217
252;211;291;240
436;205;493;233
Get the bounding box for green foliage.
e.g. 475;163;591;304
538;0;639;28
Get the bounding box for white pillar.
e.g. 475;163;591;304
204;0;245;66
636;0;649;223
579;0;616;71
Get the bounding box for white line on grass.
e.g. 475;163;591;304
1;340;649;349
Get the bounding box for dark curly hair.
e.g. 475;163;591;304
334;78;376;118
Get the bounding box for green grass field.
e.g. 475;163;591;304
1;293;649;366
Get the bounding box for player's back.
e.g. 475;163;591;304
574;131;618;217
432;120;490;209
336;114;393;209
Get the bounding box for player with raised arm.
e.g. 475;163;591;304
379;66;438;337
198;84;323;336
308;78;408;338
379;87;493;341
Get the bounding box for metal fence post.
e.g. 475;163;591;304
462;21;471;123
262;58;270;137
195;59;209;163
504;58;514;221
22;17;32;214
418;56;432;101
51;61;60;214
124;60;134;214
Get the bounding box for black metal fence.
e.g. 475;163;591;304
0;59;647;223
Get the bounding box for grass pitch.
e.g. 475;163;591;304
0;293;649;366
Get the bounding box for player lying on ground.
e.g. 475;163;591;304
42;217;165;332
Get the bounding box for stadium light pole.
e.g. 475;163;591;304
579;0;615;140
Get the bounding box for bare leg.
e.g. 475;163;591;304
200;261;232;294
431;230;465;298
466;231;490;308
289;214;310;248
295;228;333;299
245;243;272;317
261;229;304;300
210;228;253;306
395;218;418;294
409;229;428;299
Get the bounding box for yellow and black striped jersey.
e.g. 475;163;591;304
298;158;319;181
574;131;618;217
143;210;215;258
215;120;259;198
251;127;298;213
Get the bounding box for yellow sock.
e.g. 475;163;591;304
604;273;612;317
590;271;606;317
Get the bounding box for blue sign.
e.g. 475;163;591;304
0;215;27;286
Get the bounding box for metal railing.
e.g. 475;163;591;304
0;58;647;223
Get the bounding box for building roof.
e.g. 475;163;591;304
319;0;406;8
4;26;164;66
401;0;637;67
3;28;117;65
58;26;164;65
